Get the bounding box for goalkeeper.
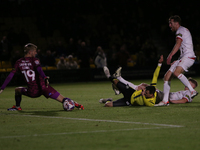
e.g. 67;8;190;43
0;43;84;111
102;55;163;107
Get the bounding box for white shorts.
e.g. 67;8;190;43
169;57;195;72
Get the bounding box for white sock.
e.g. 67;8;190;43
117;76;138;90
163;81;170;103
178;74;195;92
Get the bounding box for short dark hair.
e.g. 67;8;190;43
188;77;198;88
24;43;37;54
169;15;181;25
146;86;156;94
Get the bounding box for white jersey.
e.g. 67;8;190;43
176;26;195;59
169;90;193;102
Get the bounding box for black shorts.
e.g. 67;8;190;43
112;82;135;107
113;98;131;107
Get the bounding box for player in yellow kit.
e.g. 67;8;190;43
102;55;163;107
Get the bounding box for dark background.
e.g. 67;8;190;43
1;0;200;56
0;0;200;84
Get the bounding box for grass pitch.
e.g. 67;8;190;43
0;78;200;150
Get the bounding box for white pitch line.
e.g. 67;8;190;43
0;114;184;139
0;127;170;139
3;114;184;128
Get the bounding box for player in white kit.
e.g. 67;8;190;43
117;77;197;104
157;77;198;104
155;15;198;106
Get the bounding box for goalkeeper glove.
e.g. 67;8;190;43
44;76;50;88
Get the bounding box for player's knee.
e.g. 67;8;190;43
15;88;22;95
113;79;119;85
164;71;172;81
173;71;181;78
173;67;184;77
104;102;113;107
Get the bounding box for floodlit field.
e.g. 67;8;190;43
0;78;200;150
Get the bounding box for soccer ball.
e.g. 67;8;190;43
63;98;75;111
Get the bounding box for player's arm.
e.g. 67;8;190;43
137;85;146;91
137;83;161;91
141;90;155;106
167;38;182;65
143;96;155;106
170;98;188;104
138;83;149;87
0;72;15;93
117;76;138;90
36;66;49;87
151;55;163;87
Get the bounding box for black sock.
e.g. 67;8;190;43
15;95;22;107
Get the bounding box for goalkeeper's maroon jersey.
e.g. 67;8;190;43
12;57;45;88
11;57;51;98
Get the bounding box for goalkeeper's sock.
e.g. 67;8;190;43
50;92;60;100
15;95;22;107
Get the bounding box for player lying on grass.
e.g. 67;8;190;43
101;58;198;106
102;73;198;105
0;43;84;111
101;55;163;107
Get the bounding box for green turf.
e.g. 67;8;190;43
0;78;200;150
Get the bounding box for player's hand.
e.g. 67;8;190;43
166;55;172;65
171;61;176;65
137;85;145;91
141;89;145;96
44;76;50;88
158;55;163;63
139;83;149;87
0;89;3;94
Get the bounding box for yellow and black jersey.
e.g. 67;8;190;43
130;63;162;106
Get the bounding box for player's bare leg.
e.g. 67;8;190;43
104;101;113;107
113;79;119;85
55;94;65;103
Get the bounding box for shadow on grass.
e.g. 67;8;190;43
18;109;64;116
